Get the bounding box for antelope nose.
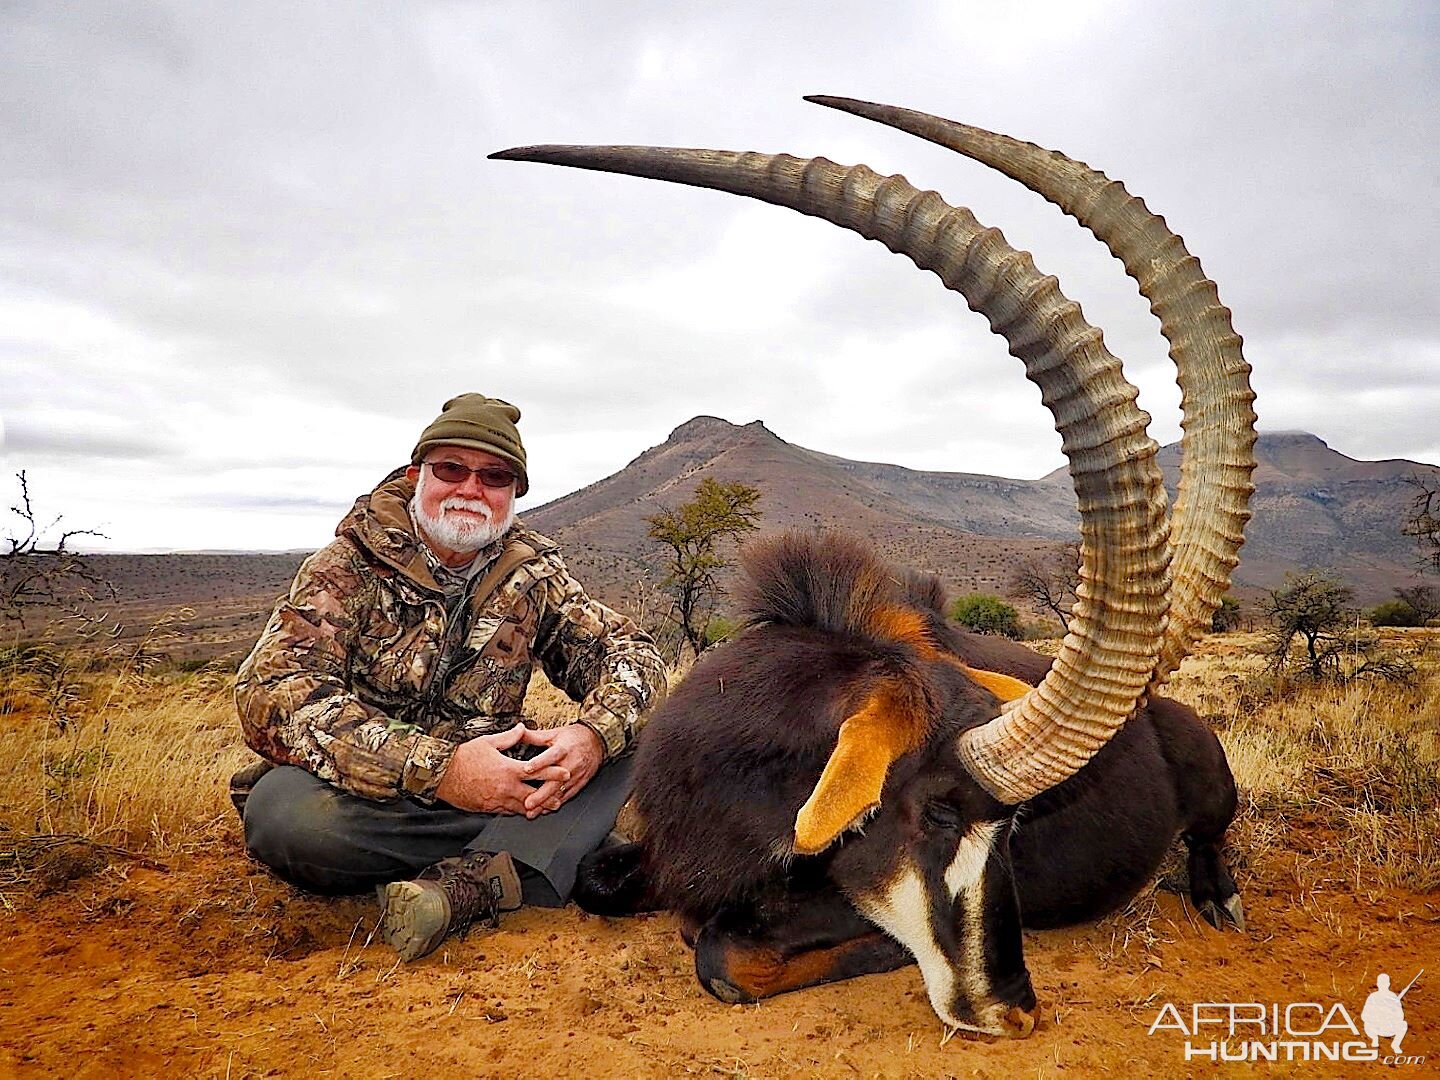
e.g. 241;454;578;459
1003;1004;1038;1039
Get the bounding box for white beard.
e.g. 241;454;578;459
412;469;515;555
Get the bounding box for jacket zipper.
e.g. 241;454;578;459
419;573;483;715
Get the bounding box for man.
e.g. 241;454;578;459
233;393;666;962
1361;973;1410;1054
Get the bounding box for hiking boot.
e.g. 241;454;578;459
228;757;276;819
378;851;523;962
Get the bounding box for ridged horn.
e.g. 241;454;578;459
806;96;1258;691
490;141;1171;805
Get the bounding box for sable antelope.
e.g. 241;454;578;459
492;97;1257;1036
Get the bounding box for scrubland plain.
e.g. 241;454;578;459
1;628;1436;1077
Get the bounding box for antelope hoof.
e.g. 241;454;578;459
679;914;702;949
1222;894;1246;932
1199;894;1246;932
1002;1004;1039;1038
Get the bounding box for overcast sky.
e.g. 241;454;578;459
3;1;1436;552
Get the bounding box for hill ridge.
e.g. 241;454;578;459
526;416;1440;605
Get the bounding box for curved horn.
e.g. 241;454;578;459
806;96;1258;691
490;142;1170;805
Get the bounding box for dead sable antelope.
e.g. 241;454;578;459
493;97;1257;1037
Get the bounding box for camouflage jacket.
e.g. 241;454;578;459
235;471;665;804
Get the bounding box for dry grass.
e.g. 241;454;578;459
2;626;1436;903
1167;627;1440;892
0;631;681;887
0;647;246;855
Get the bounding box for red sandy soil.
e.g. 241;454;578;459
2;825;1436;1079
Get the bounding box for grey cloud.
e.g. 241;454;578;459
2;417;175;461
2;0;1436;551
182;492;354;515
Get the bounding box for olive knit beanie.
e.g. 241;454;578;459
410;393;529;496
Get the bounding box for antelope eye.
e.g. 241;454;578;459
921;800;965;831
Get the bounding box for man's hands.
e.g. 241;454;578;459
433;723;604;819
518;723;604;816
434;725;568;815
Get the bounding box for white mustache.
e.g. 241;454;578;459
440;497;491;518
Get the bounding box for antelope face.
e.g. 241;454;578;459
830;760;1038;1038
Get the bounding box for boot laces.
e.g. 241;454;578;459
431;855;501;938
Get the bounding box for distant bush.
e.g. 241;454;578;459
949;593;1022;638
1211;595;1243;632
1394;584;1439;624
1369;600;1422;627
1261;569;1415;684
703;615;740;647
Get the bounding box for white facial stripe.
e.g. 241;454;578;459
855;861;960;1025
949;821;1000;1021
945;821;1000;896
854;822;1003;1032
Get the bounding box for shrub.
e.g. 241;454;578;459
703;615;740;647
1369;600;1422;627
1261;569;1415;683
949;593;1022;638
1211;595;1243;632
1394;584;1439;623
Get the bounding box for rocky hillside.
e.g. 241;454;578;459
37;421;1433;663
527;417;1439;607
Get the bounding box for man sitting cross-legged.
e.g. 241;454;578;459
232;393;665;960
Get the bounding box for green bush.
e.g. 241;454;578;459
949;593;1022;638
1369;600;1422;627
1212;595;1243;632
703;614;740;647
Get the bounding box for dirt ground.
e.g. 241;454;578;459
2;822;1435;1080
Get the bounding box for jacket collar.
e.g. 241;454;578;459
337;468;554;594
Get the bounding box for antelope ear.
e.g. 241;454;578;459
957;664;1032;704
793;692;922;855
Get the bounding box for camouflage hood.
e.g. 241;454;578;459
335;468;556;594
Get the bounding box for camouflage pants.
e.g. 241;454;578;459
242;757;634;906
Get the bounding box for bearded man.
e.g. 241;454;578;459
232;393;665;961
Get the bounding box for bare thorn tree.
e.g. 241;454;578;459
646;478;761;659
1006;542;1079;632
1261;569;1414;684
1394;584;1440;624
2;471;115;631
1402;473;1440;575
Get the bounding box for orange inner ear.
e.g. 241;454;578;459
956;664;1032;703
791;664;1035;855
793;682;924;855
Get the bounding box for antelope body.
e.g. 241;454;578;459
493;96;1257;1036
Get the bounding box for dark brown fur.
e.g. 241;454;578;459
578;530;1240;1021
630;532;994;916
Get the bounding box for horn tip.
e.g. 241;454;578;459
804;94;870;113
488;146;548;162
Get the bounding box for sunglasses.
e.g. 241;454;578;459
425;461;518;488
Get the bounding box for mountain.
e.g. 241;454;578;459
526;416;1075;608
527;418;1439;608
1194;431;1439;600
31;420;1433;663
